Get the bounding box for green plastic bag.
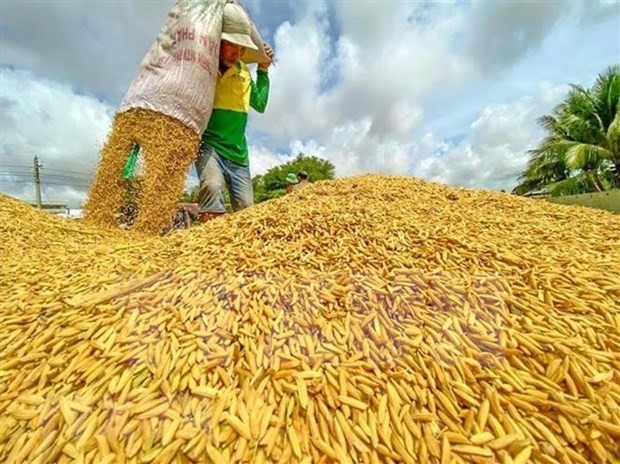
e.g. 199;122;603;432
122;145;140;180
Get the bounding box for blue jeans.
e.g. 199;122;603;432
194;145;254;213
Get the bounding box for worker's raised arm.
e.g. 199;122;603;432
250;69;270;113
250;44;273;113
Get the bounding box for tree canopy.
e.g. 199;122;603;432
253;153;335;202
181;153;336;205
514;64;619;196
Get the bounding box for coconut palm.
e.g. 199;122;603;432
514;65;619;196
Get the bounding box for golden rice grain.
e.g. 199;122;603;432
84;108;199;235
1;176;619;463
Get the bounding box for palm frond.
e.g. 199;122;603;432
564;142;613;170
592;64;620;128
518;65;620;196
562;89;605;139
517;146;569;193
536;115;566;138
607;106;620;163
545;171;600;197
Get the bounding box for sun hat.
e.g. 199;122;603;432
286;173;298;184
297;170;308;179
221;3;259;51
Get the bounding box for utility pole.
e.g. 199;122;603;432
33;156;43;208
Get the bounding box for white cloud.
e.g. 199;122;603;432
249;0;474;175
251;0;474;145
328;1;473;139
578;0;620;24
242;0;612;189
1;69;113;207
466;1;569;74
1;0;617;207
412;83;570;191
249;144;291;175
250;1;333;143
251;117;415;177
0;1;172;102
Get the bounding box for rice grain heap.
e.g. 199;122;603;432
1;176;619;464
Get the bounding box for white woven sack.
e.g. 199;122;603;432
119;0;268;135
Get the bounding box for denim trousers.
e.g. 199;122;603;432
194;145;254;213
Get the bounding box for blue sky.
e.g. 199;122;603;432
1;0;618;206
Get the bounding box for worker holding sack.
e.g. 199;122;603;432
85;0;272;234
195;2;273;223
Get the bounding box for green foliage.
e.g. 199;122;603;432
514;64;620;196
253;153;335;203
181;185;200;203
180;153;335;207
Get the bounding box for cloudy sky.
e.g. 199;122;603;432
1;0;618;207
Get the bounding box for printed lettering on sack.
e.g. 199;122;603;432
119;0;266;135
155;27;220;74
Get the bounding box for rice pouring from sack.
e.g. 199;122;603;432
85;0;269;234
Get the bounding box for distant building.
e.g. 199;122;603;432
522;190;549;198
28;202;70;214
26;202;85;219
54;209;83;219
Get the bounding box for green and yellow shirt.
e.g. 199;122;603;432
201;61;270;167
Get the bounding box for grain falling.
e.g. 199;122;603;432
83;108;199;235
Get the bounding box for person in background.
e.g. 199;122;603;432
285;172;298;194
294;170;309;190
195;3;274;223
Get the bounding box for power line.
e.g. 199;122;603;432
1;174;92;181
0;166;32;172
1;179;92;188
43;183;92;188
41;174;93;182
0;164;93;176
5;180;91;187
0;172;32;177
0;164;30;168
43;180;92;187
42;167;95;176
0;172;93;181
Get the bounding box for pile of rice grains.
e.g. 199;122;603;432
1;175;619;464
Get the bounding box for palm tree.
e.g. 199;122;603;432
514;65;620;196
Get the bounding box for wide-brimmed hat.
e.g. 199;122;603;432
297;170;308;179
222;3;258;51
286;173;298;184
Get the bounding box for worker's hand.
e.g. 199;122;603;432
258;44;274;70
